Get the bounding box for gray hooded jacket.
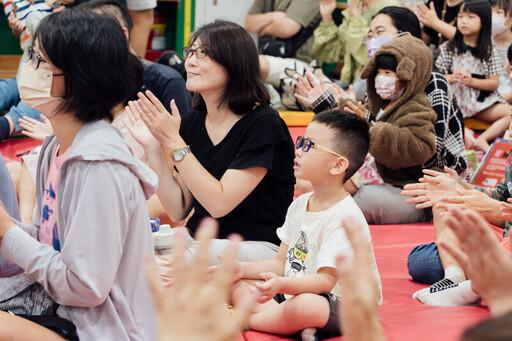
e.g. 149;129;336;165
0;120;158;340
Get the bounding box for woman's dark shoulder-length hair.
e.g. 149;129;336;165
190;20;270;115
34;8;143;122
375;6;422;39
448;0;493;61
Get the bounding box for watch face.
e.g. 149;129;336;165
172;147;190;162
52;1;63;8
173;150;184;162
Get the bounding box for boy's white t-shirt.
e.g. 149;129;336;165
276;192;383;304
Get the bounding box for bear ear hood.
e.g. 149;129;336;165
361;35;433;117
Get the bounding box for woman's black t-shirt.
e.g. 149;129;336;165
179;103;295;245
424;0;462;47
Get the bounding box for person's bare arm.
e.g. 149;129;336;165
234;242;288;280
259;15;302;38
245;11;286;34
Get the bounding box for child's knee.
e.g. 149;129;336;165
283;293;330;324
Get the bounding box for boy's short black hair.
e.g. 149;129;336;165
312;110;370;181
79;0;132;32
375;54;398;72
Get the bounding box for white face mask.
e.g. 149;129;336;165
374;74;404;100
492;16;509;35
18;63;63;117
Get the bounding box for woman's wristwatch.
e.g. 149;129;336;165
50;1;65;11
169;146;191;162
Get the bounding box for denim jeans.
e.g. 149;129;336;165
407;242;444;284
6;100;43;134
0;78;20;112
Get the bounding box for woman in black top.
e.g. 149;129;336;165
126;20;295;263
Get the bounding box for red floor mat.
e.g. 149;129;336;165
243;223;489;341
0;137;42;163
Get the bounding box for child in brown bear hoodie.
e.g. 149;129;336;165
340;35;437;224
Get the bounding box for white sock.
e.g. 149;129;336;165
301;327;317;341
444;266;465;283
412;280;481;306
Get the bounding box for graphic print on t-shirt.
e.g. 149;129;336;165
41;179;61;251
286;231;309;277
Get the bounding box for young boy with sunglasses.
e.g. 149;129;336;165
227;110;382;341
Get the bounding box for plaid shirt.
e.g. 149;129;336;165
423;70;468;177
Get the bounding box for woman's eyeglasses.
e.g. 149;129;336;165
27;46;47;70
182;47;208;59
27;46;64;76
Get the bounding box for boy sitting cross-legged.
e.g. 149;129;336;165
227;110;383;340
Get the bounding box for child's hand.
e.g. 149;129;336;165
459;70;473;86
208;255;244;283
19;114;53;140
8;11;23;38
343;101;367;119
253;272;281;303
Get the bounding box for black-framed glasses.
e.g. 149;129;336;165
27;46;47;70
295;136;344;158
182;46;208;59
27;46;64;76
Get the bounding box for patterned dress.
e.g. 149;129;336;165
435;41;505;118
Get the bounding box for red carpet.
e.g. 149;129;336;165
0;136;42;163
243;223;489;341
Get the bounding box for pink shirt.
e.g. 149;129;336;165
39;146;70;250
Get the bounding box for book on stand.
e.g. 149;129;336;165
470;137;511;189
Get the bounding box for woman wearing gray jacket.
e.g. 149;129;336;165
0;9;157;340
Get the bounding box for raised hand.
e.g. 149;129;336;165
8;11;23;38
343;101;367;119
19;115;53;140
337;216;384;341
436;187;501;218
439;207;512;316
135;90;184;150
402;167;460;209
123;101;160;151
320;0;337;23
416;2;440;29
294;72;329;108
331;83;356;102
145;218;258;341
